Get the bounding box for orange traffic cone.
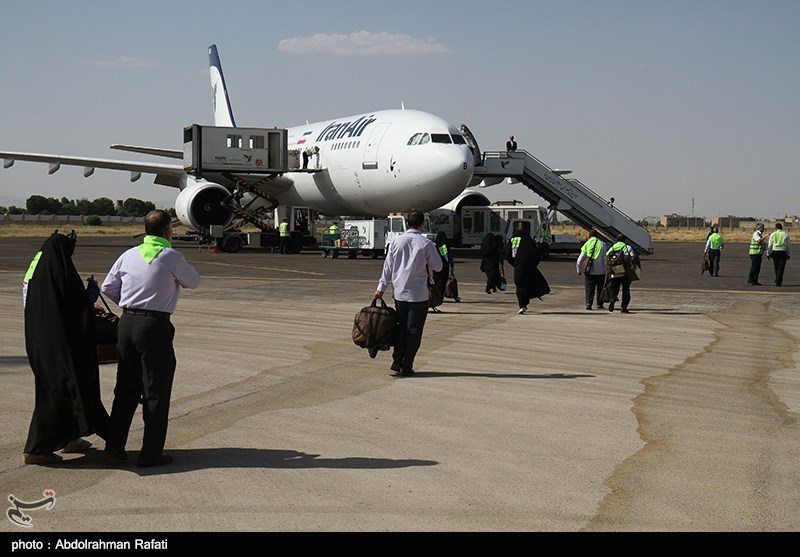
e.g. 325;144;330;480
212;245;220;253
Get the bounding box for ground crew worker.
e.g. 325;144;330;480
279;218;290;255
767;222;791;286
535;223;552;257
748;223;766;286
328;222;340;247
704;227;724;277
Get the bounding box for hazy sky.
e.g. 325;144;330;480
0;0;797;219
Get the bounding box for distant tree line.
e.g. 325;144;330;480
0;195;159;217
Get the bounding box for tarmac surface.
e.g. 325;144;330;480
0;236;798;532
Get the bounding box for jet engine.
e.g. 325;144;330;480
174;179;234;231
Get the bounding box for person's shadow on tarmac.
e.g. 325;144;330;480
41;447;438;476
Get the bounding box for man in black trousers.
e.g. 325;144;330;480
102;210;201;467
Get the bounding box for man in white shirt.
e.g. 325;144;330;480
374;210;442;377
101;210;200;467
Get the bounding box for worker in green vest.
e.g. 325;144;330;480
704;227;724;277
748;223;766;286
279;218;290;255
327;222;340;247
767;222;791;286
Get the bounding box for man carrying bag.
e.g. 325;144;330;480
373;210;442;377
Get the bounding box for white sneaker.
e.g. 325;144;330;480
517;307;527;315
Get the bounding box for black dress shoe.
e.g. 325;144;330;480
104;447;129;461
585;305;593;310
137;454;173;468
393;369;415;377
390;362;402;372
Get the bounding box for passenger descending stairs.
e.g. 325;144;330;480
473;150;652;254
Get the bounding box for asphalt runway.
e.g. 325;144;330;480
0;236;798;532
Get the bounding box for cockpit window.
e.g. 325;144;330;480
431;134;452;144
451;134;466;144
419;133;430;145
407;133;423;145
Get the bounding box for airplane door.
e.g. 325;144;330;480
460;123;482;165
362;122;391;170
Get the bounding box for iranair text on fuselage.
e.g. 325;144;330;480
316;114;377;142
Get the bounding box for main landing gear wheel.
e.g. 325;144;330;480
218;235;244;253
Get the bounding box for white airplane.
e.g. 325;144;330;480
1;45;476;233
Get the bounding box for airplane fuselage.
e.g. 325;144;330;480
270;109;475;216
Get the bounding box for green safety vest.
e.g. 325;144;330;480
581;237;602;259
438;245;448;257
538;228;552;244
328;225;339;235
772;230;788;251
749;231;765;255
708;232;724;250
279;222;289;237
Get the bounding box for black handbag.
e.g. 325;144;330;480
498;261;508;291
93;293;119;364
93;293;119;345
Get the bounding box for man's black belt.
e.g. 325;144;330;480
123;308;171;319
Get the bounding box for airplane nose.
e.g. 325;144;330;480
435;147;474;185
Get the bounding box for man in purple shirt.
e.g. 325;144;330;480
374;210;442;377
101;210;200;467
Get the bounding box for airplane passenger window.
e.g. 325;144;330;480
451;134;467;144
431;134;452;144
407;133;422;146
419;133;430;145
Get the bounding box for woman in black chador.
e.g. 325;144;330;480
480;233;502;294
23;232;109;464
506;228;551;314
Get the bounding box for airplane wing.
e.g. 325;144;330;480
110;144;183;159
0;150;186;188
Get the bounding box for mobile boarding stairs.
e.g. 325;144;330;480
473;150;652;255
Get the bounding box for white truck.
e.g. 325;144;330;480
320;213;434;259
430;201;550;248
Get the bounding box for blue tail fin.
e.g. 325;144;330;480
208;44;236;127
